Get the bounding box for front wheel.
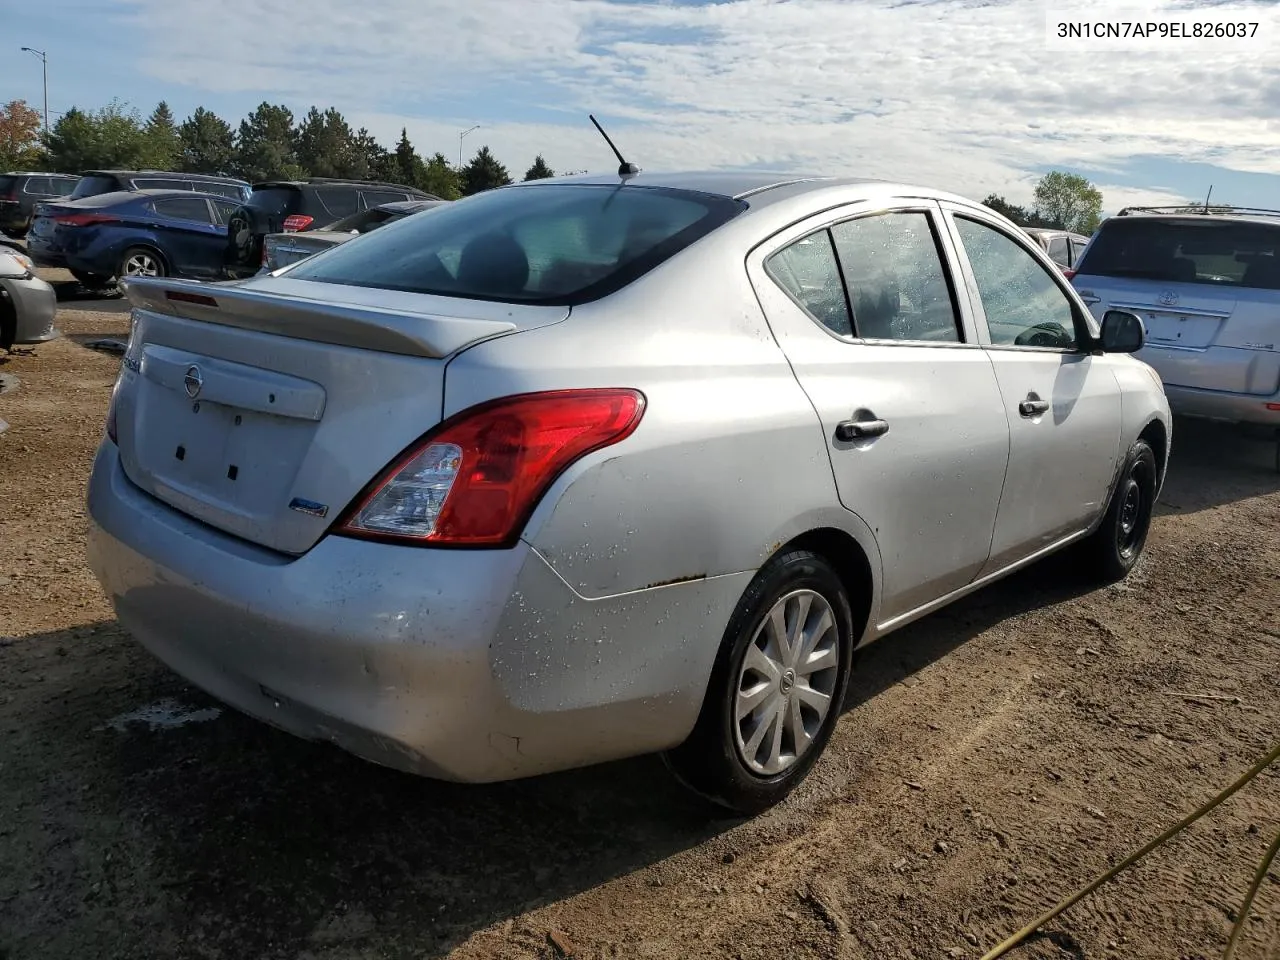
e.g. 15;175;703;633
662;549;855;816
1079;438;1158;582
118;247;166;280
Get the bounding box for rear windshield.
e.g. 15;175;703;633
323;207;399;234
1078;218;1280;290
70;175;123;200
288;184;746;304
247;187;302;217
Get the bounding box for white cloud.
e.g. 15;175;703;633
118;0;1280;207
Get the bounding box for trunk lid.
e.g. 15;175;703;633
113;276;568;554
263;231;351;272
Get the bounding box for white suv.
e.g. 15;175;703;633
1071;207;1280;435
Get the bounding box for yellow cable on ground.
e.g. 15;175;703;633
980;741;1280;960
1222;828;1280;960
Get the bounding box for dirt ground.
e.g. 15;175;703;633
1;283;1277;960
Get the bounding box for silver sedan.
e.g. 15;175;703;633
86;172;1170;814
0;249;58;350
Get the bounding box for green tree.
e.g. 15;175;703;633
296;106;357;178
0;99;44;170
391;128;419;187
348;127;390;181
234;102;300;182
140;101;181;170
460;145;511;196
418;152;461;199
1033;171;1103;234
523;155;555;181
178;107;236;175
981;193;1057;229
42;100;148;172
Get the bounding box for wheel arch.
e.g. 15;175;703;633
767;526;876;648
1138;417;1169;485
118;241;171;277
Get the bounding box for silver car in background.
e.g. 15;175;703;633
1072;206;1280;430
1023;226;1090;274
0;249;58;350
260;199;450;274
86;172;1170;814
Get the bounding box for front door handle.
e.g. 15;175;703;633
1018;395;1051;418
835;417;889;442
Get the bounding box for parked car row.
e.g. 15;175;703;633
17;176;442;286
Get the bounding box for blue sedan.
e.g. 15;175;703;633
26;189;242;286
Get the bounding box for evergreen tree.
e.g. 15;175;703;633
460;145;511;196
234;102;299;182
141;101;181;169
419;152;461;199
178;107;236;175
523;155;555;181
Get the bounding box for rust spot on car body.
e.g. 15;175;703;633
643;573;708;589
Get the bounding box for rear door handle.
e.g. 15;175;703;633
1018;396;1051;418
835;418;889;442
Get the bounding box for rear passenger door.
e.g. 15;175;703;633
747;201;1011;626
941;205;1123;573
151;197;225;278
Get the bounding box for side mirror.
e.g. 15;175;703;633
1099;309;1145;353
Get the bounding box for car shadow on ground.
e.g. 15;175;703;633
1155;416;1279;516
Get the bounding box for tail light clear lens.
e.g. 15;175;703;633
336;389;646;547
282;215;314;233
105;381;120;443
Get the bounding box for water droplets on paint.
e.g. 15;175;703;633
101;699;222;733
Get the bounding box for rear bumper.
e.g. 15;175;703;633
25;244;66;269
86;442;730;782
0;274;59;344
1162;383;1280;426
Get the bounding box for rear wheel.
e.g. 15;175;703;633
663;549;854;816
1079;438;1157;582
0;290;16;350
118;247;166;280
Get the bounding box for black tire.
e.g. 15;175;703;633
662;549;855;816
117;246;167;281
1;227;26;240
70;268;111;289
1079;438;1158;583
0;292;16;350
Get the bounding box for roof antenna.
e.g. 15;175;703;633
1203;184;1214;214
589;114;639;180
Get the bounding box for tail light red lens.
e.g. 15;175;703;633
1062;268;1077;280
336;389;647;547
282;215;314;233
56;213;118;227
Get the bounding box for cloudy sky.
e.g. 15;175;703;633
4;0;1280;212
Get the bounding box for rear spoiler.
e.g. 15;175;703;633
123;277;519;359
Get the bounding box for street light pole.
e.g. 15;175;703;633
20;47;48;134
458;125;479;169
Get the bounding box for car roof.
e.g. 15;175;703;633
253;178;434;191
1111;207;1280;228
512;169;1006;215
377;199;450;213
80;169;247;183
1;171;77;179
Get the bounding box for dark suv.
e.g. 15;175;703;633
224;178;438;278
0;172;78;237
68;170;251;203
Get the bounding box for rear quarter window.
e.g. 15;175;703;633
287;184;745;305
248;187;302;217
1078;218;1280;290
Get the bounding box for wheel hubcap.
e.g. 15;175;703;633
1116;470;1145;557
734;589;840;776
125;254;159;277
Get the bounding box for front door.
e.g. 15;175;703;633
748;202;1011;625
942;207;1123;574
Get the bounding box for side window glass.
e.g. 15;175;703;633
24;177;50;195
1070;240;1087;266
766;231;851;337
315;187;360;219
154;197;214;223
831;211;960;342
954;216;1079;350
210;199;238;225
1047;236;1070;266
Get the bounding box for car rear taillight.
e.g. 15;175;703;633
336;389;647;547
56;213;118;227
1266;403;1280;412
282;214;314;233
1062;269;1076;280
